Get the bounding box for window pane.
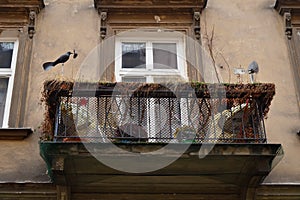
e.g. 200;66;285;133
122;77;146;83
153;43;178;69
122;43;146;68
0;42;14;69
0;78;9;127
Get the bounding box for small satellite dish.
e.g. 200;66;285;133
248;61;259;83
248;61;259;74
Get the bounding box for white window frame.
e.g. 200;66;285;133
0;38;19;128
115;31;188;82
114;32;190;141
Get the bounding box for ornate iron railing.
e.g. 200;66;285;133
42;81;275;143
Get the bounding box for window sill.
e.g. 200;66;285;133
0;128;33;140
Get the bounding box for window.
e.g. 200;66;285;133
115;31;187;82
114;32;191;141
0;39;18;128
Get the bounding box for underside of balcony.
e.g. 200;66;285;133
40;142;283;200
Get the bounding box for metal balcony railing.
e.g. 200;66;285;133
42;81;275;143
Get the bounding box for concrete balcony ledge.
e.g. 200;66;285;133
0;183;56;200
40;142;283;199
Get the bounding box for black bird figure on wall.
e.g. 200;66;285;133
42;50;78;71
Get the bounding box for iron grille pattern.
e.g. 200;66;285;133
54;91;266;143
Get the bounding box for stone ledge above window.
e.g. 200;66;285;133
275;0;300;25
0;128;33;140
94;0;208;11
0;0;45;38
94;0;207;40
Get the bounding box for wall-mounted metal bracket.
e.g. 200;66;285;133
100;11;107;40
284;11;292;40
28;10;36;39
194;11;201;40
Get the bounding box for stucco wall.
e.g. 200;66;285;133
0;0;299;183
202;0;300;183
0;0;99;182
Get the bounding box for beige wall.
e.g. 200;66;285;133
0;0;100;181
202;0;300;183
27;0;100;127
0;0;299;183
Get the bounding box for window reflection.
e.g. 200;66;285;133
0;42;14;69
153;43;178;69
0;78;8;127
122;43;146;68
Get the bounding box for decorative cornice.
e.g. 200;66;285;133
94;0;207;40
0;0;45;38
94;0;208;13
275;0;300;24
194;11;201;40
100;11;107;39
274;0;300;39
275;0;300;15
28;10;37;39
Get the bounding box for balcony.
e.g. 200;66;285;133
41;81;274;144
40;80;283;199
